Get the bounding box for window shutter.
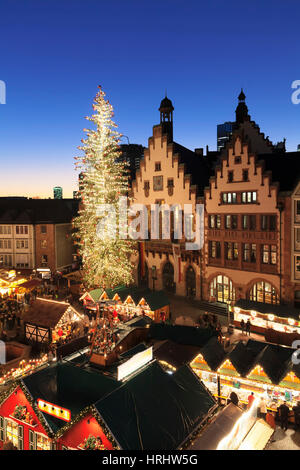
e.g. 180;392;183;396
18;425;24;450
0;416;4;441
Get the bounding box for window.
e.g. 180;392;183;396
228;171;233;183
209;241;221;258
225;215;237;229
0;226;11;235
234;156;241;164
242;191;257;203
144;181;150;190
16;226;28;235
297;201;300;215
5;419;22;449
0;416;4;441
222;192;237;204
167;178;174;188
261;215;276;231
41;255;48;264
249;281;279;304
262;245;277;264
0;240;11;249
209;215;221;229
225;242;238;260
210;275;235;303
269;215;276;231
155;162;161;172
35;432;52;450
41;226;47;234
16;240;28;249
242;169;249;181
41;240;47;248
0;254;13;266
243;243;256;262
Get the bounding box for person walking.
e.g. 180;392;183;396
246;319;251;336
293;401;300;430
240;318;245;335
229;391;239;406
248;392;255;409
277;402;290;431
259;396;267;420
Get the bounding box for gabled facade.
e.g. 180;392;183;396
131;97;210;299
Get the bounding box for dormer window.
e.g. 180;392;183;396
155;162;161;172
228;171;233;183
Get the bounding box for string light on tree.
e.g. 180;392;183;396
73;86;135;289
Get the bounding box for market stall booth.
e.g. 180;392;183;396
0;269;28;297
0;357;217;450
233;299;300;346
190;339;300;421
80;286;170;323
62;270;83;297
22;298;84;346
189;401;274;450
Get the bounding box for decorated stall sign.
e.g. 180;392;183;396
117;347;153;381
37;399;71;422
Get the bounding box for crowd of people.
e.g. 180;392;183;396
198;312;223;341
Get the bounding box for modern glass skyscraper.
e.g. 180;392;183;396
217;122;234;151
53;186;63;199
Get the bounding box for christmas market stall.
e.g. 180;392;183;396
80;286;170;323
0;269;27;297
0;352;217;450
233;299;300;346
190;338;300;421
22;298;84;346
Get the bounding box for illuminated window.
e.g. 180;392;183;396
249;281;279;304
35;433;51;451
210;275;235;303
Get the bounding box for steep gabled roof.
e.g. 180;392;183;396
199;336;226;371
94;362;216;450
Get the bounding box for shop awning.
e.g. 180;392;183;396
235;299;300;320
18;279;42;290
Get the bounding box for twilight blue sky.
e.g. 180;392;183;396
0;0;299;197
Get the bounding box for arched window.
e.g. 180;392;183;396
210;275;235;303
186;266;196;299
163;262;176;293
249;281;279;304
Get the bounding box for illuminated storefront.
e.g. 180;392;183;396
190;340;300;417
233;299;300;337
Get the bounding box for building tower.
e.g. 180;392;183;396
235;89;250;125
53;186;63;199
159;95;174;141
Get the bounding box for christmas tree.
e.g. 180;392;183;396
73;86;135;289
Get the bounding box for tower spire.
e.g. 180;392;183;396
159;95;174;141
